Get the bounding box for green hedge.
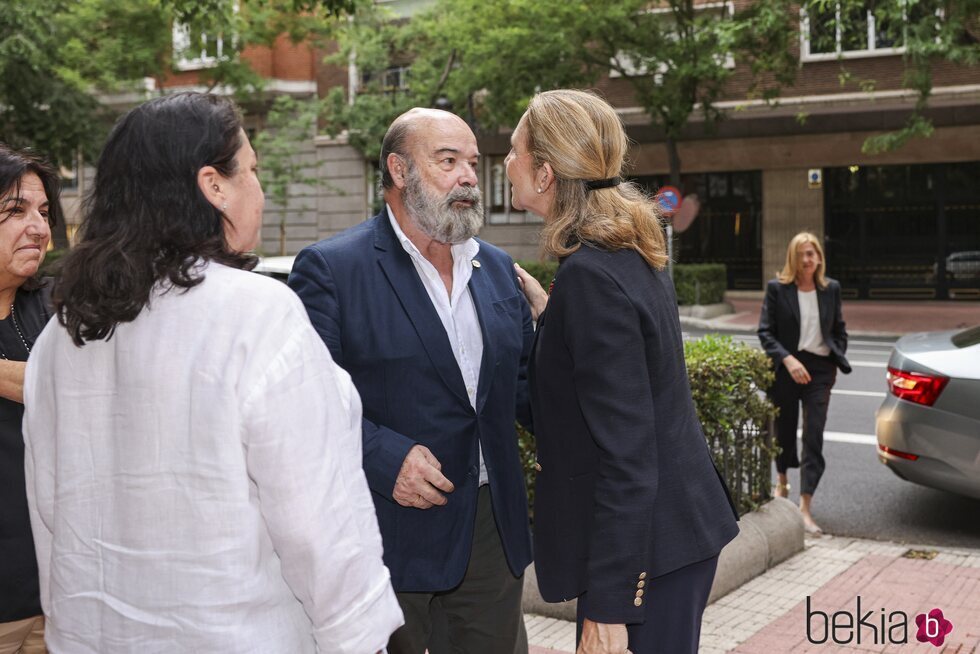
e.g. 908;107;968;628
519;260;725;306
39;248;68;277
519;334;776;518
674;263;726;305
684;335;778;515
515;260;558;290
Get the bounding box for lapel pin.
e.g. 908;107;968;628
471;259;481;269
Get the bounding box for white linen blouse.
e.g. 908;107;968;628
23;262;402;653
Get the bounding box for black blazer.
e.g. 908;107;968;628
757;278;851;374
529;245;739;625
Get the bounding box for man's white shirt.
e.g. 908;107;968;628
387;206;488;485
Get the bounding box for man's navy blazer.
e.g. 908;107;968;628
529;246;740;624
757;278;851;374
288;211;534;592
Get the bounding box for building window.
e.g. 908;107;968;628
359;65;410;96
609;2;736;81
483;155;541;225
800;0;937;61
173;18;234;71
59;153;80;193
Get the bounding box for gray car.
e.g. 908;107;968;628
876;326;980;499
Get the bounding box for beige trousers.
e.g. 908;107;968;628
0;616;45;654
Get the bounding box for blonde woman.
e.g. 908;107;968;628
510;89;739;654
757;232;851;535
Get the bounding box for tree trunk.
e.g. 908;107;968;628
666;135;682;189
50;220;70;250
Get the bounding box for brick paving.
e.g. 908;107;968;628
524;535;980;654
715;298;980;336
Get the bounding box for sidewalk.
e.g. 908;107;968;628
525;534;980;653
682;297;980;337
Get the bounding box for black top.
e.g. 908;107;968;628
0;284;51;622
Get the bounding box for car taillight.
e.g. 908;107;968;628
886;367;949;406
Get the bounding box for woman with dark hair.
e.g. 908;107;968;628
22;93;402;653
0;144;59;654
509;89;739;654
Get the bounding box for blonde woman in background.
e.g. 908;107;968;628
758;232;851;535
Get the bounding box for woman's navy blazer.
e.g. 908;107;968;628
529;245;739;625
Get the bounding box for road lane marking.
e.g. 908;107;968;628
832;389;886;398
850;360;888;368
796;430;878;445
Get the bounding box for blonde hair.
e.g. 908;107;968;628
522;89;667;270
778;231;828;289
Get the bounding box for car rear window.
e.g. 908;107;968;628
952;326;980;348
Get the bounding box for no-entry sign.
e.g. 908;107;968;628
655;186;682;216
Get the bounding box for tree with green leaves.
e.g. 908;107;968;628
802;0;980;153
326;0;978;186
1;0;359;169
253;95;323;255
2;0;359;246
324;0;799;188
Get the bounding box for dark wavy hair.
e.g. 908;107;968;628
56;92;257;346
0;144;62;291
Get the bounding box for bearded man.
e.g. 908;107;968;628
288;108;534;654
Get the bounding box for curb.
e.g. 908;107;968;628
522;497;805;621
677;315;902;339
677;302;734;320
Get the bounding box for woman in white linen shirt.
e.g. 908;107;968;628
757;232;850;535
22;92;402;653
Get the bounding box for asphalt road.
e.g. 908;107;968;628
684;327;980;550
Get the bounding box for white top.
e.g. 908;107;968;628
797;289;831;356
23;262;403;654
387;207;488;485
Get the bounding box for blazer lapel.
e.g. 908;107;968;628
785;283;801;325
467;253;497;414
816;285;832;335
373;215;470;406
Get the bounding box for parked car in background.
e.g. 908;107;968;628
876;326;980;499
932;250;980;282
253;255;296;282
945;251;980;280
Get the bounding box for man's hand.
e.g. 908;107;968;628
577;619;629;654
783;354;811;384
393;445;455;509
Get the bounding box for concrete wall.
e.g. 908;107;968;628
761;169;825;285
312;135;371;244
480;224;545;262
259;135;320;256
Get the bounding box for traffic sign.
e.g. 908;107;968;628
655;186;682;216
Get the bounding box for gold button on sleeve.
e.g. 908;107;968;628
633;597;643;607
637;580;645;589
635;589;644;598
639;572;647;580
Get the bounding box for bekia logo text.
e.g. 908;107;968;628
806;596;953;647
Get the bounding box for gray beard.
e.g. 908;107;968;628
403;167;484;244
